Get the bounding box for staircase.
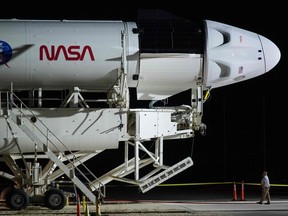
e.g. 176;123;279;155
89;154;193;193
139;157;193;192
4;92;104;204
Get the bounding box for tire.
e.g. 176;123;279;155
44;188;66;210
5;188;29;210
0;187;11;200
1;187;13;209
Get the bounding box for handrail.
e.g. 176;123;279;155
6;91;105;196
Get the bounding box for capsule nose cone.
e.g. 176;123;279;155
259;35;281;73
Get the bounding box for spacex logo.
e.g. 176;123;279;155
0;41;12;68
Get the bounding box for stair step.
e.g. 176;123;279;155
139;157;193;193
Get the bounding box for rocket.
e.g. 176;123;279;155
0;16;280;101
0;15;281;154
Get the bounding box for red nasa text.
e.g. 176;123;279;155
39;45;95;61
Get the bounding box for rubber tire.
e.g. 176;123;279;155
1;187;12;201
44;188;66;210
5;188;29;210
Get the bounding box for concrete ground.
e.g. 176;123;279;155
1;183;288;215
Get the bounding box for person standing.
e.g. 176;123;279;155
257;171;271;205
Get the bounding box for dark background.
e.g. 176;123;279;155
1;2;287;187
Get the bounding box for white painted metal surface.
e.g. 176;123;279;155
0;108;127;153
137;54;202;100
0;20;139;90
204;20;281;88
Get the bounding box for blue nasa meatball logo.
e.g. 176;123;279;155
0;41;12;67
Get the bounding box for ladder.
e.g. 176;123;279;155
139;157;193;193
90;156;193;193
8;111;98;203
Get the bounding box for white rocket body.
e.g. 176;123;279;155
0;17;281;153
0;19;280;100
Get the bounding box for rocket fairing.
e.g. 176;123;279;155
0;18;281;101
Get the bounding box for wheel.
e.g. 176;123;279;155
44;188;66;210
5;188;29;210
1;187;12;208
0;187;12;200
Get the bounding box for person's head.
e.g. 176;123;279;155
262;171;268;176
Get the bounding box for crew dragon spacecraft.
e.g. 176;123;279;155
0;10;281;210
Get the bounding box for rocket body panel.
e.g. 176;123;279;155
0;20;139;90
137;53;203;100
0;108;126;153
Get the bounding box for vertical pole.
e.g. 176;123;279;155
72;87;79;108
135;140;139;180
66;196;69;206
96;195;101;216
159;136;163;166
135;111;140;181
38;88;42;108
232;181;237;201
155;138;159;165
241;180;245;201
82;195;86;212
77;194;81;216
125;141;129;171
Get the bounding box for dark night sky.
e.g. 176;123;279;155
1;2;287;185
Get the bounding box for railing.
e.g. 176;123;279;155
3;90;105;201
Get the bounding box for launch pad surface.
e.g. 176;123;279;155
1;185;288;216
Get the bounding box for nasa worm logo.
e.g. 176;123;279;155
0;41;12;68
